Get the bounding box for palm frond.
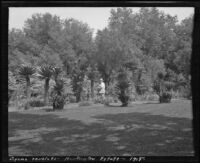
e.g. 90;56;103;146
18;65;36;77
38;65;53;79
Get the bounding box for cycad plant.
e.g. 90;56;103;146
153;72;172;103
38;65;53;105
18;65;35;109
115;67;132;107
51;79;66;110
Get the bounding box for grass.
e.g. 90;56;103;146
8;99;194;156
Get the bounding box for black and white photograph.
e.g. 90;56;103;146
7;6;195;157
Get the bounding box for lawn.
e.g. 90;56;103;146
8;99;194;156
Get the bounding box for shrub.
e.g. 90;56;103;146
14;99;28;110
79;101;93;107
14;98;45;110
179;85;191;99
104;98;110;106
107;82;118;98
159;92;172;103
68;95;77;103
113;98;119;103
93;96;102;104
104;96;114;106
28;98;45;107
147;93;159;101
15;99;32;110
129;93;136;102
171;91;179;99
135;94;147;101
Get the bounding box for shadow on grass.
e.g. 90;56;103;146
9;111;194;156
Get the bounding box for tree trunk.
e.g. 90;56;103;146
25;77;31;110
76;87;82;102
91;79;94;99
44;78;50;105
105;80;110;96
158;80;162;103
26;77;31;99
76;93;81;102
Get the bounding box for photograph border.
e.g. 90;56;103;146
1;1;200;162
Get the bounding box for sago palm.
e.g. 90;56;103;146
115;67;131;107
18;65;36;100
38;65;53;105
51;79;66;110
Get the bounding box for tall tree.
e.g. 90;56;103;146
174;16;193;78
60;19;94;102
95;8;143;94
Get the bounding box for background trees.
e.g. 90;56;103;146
8;7;193;108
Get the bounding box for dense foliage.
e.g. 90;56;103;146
9;7;193;109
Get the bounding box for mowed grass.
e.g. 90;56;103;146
8;99;194;156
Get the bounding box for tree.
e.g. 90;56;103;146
95;8;143;95
22;13;64;68
9;29;40;73
136;7;178;60
9;8;193;104
144;58;166;83
61;19;94;102
18;65;36;109
38;45;63;67
174;16;193;77
37;65;53;105
24;13;62;47
86;65;100;99
70;57;87;102
95;28;117;92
